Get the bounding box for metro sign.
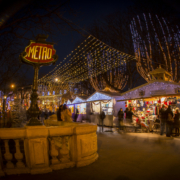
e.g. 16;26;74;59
25;42;56;63
20;34;58;66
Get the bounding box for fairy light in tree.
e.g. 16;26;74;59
130;13;180;83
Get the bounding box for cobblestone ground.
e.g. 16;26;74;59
2;129;180;180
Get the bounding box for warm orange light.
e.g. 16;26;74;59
11;84;14;88
55;78;58;82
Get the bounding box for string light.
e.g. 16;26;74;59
130;13;180;83
38;35;135;95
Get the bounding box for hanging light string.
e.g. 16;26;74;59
38;15;178;94
38;35;135;84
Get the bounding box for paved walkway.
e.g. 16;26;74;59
3;130;180;180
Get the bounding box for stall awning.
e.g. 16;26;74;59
117;94;180;102
86;91;121;102
71;96;88;104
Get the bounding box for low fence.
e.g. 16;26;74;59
0;123;98;176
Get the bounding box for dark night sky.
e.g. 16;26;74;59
38;0;180;79
2;0;179;82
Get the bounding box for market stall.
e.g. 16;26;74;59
117;80;180;131
86;91;122;126
67;96;89;122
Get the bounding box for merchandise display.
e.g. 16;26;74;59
125;96;180;131
91;100;113;115
91;102;100;114
68;105;74;114
101;100;113;115
75;103;86;114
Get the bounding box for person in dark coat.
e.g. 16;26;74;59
40;110;45;124
173;109;179;136
128;108;138;124
44;109;48;120
57;106;60;121
124;107;129;124
74;108;79;122
56;105;63;121
159;105;166;135
166;105;174;137
118;108;124;131
49;110;52;116
99;111;106;132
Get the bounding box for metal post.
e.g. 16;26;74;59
27;65;42;126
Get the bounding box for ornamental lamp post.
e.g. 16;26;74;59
19;34;58;126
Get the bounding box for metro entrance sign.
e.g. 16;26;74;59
20;35;58;126
20;34;58;66
25;42;56;63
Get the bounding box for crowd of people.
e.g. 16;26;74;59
159;105;179;137
117;105;180;137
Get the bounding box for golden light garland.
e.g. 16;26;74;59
38;35;136;94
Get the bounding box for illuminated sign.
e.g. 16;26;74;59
20;34;58;66
24;42;56;63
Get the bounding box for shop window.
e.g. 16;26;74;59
60;90;62;94
64;90;67;94
101;100;113;115
48;91;50;95
53;91;55;95
42;92;44;96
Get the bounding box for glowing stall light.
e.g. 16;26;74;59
161;97;166;102
122;81;180;99
87;92;112;102
67;100;72;105
72;97;86;104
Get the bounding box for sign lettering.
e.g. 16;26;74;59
24;42;56;63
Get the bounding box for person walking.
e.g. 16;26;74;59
74;108;79;122
99;111;106;132
173;109;179;136
61;104;73;122
117;108;124;131
159;105;166;135
166;105;174;137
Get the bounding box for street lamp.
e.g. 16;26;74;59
55;78;58;82
11;84;15;88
